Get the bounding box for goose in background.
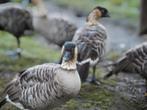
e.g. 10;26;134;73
30;0;77;47
104;42;147;96
0;42;81;110
0;2;33;57
0;0;10;4
73;6;110;84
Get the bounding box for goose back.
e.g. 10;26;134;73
0;6;33;37
105;42;147;79
33;16;77;47
73;23;107;63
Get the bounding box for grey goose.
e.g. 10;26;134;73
0;42;81;110
104;42;147;97
29;0;77;47
72;6;110;84
0;2;33;57
0;0;76;58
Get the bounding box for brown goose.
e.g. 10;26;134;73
104;42;147;96
0;3;33;57
30;0;77;47
0;42;81;110
73;6;110;84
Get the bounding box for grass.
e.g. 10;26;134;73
54;83;114;110
50;0;140;24
0;31;60;72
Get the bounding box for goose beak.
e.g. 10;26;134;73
103;13;110;17
63;51;72;62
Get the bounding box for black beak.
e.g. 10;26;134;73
63;51;72;62
104;13;110;17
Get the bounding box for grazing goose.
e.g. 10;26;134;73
104;42;147;96
0;3;33;57
0;42;81;110
72;6;110;83
30;0;77;47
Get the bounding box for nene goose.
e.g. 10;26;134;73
0;42;81;110
72;6;110;84
104;42;147;96
0;3;33;57
30;0;77;47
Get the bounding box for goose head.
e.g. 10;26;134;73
29;0;42;5
86;6;110;25
61;42;78;70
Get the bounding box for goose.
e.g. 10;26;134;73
0;41;81;110
29;0;77;47
72;6;110;84
0;0;76;57
0;0;10;4
104;42;147;97
0;2;33;57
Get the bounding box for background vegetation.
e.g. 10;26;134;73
51;0;139;24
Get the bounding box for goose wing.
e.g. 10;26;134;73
73;25;107;62
4;63;60;103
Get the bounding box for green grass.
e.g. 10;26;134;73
51;0;139;24
0;31;60;72
54;84;114;110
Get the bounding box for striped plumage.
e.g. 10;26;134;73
0;4;33;57
104;42;147;79
0;42;81;110
73;6;109;83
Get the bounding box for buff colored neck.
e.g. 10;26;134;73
86;9;101;26
61;58;77;70
86;19;99;26
32;0;48;17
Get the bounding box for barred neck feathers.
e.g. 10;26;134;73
86;19;106;33
86;19;98;26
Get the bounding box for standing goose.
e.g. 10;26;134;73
0;42;81;110
30;0;77;47
104;42;147;96
72;6;110;83
0;3;33;57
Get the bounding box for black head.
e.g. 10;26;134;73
22;0;38;5
29;0;32;3
94;6;110;17
62;42;77;62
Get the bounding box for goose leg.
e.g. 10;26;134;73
144;80;147;100
90;65;101;86
16;37;22;58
